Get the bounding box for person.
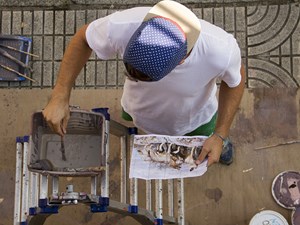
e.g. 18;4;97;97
42;0;245;167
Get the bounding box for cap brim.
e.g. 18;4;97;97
144;0;201;53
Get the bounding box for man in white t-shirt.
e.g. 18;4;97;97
43;0;245;167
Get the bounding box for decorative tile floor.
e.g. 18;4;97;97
0;1;299;88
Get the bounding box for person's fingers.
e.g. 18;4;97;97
207;152;219;167
195;146;210;165
52;121;64;136
195;145;222;167
61;111;70;135
46;122;55;134
42;112;63;136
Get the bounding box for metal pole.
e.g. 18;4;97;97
91;176;97;196
168;179;174;217
40;175;48;200
177;178;185;225
28;136;39;209
130;178;138;206
13;139;23;225
29;172;39;208
21;139;30;222
120;135;127;203
129;130;138;213
52;176;59;195
146;180;152;211
155;179;163;224
101;120;110;198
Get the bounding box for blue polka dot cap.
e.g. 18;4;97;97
123;17;188;81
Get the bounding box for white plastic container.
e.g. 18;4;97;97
292;207;300;225
249;210;289;225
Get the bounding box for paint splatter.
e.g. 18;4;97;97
205;188;223;203
243;168;253;173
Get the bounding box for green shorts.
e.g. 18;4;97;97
122;109;217;136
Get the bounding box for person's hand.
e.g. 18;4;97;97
196;134;223;167
42;96;70;136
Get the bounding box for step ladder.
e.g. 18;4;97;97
13;108;185;225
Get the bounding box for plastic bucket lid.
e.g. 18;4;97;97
292;207;300;225
249;210;289;225
271;170;300;209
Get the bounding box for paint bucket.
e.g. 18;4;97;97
292;207;300;225
249;210;289;225
271;171;300;209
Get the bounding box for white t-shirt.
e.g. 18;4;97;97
86;7;242;135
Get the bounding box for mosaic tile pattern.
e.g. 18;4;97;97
0;1;299;88
247;3;300;88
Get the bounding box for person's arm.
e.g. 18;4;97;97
197;63;246;166
42;24;92;136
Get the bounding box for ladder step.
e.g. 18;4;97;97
28;166;106;177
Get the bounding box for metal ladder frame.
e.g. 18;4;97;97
13;108;185;225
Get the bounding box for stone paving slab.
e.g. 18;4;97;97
0;1;299;88
0;0;289;7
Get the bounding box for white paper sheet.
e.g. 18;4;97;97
129;134;208;180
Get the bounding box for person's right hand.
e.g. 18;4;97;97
42;96;70;136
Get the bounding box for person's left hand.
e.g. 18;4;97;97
196;134;223;167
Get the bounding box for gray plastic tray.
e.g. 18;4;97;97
28;110;106;176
